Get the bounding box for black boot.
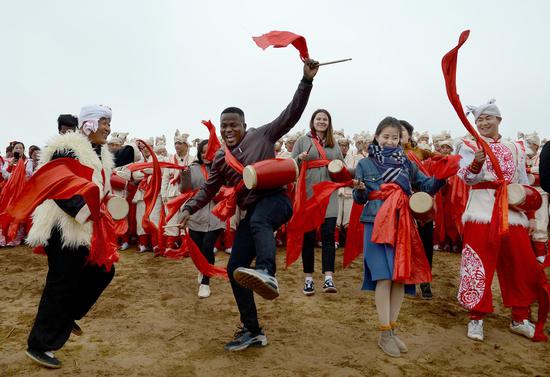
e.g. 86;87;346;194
420;283;433;300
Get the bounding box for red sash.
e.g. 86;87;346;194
285;137;338;268
368;183;431;284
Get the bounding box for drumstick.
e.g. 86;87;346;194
317;58;352;67
162;224;182;229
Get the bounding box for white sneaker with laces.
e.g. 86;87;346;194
138;245;150;253
119;242;129;251
510;319;535;339
536;255;546;264
467;320;484;341
198;284;211;298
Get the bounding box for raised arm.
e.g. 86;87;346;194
259;59;319;142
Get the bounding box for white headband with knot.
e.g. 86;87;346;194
465;99;501;121
79;104;112;135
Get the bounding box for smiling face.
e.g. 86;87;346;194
220;113;246;147
475;114;501;140
312;112;329;135
376;126;401;148
88;118;111;145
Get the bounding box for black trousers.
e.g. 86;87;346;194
189;228;223;285
302;217;337;274
418;221;434;269
226;193;292;333
27;229;115;352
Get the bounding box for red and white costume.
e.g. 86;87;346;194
456;135;541;321
161;152;193;244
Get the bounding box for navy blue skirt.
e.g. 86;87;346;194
362;223;415;295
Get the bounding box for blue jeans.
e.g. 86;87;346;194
227;193;292;333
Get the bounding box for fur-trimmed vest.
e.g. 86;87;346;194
26;132;114;248
456;136;529;226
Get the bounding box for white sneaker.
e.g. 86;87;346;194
213;247;218;254
119;242;129;251
138;245;150;253
198;284;211;298
224;248;232;254
536;255;546;264
467;320;484;341
197;272;203;285
510;319;535;339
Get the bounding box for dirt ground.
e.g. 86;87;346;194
1;245;548;377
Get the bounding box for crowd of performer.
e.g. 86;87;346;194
1;59;550;369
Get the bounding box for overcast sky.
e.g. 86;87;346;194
1;0;548;153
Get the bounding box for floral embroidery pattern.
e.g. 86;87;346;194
458;244;486;309
486;143;515;183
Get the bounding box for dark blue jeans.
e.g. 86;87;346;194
227;193;292;333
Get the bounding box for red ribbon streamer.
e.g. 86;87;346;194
441;30;508;241
202;120;222;161
137;140;163;248
252;30;310;61
342;202;365;268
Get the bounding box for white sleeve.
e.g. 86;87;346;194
1;161;9;180
456;142;484;185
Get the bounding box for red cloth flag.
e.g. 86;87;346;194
202;120;222;161
342;202;364;268
253;31;309;61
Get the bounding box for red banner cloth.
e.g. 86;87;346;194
0;158;100;238
285;138;331;267
368;183;432;284
252;31;309;61
286;179;351;268
441;30;508;245
137;140;163;248
166;190;197;223
165;232;228;280
0;158;121;270
202;120;222;161
342;202;365;268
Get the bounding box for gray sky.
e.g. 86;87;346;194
1;0;549;154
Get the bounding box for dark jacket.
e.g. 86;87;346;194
540;142;550;194
183;78;312;214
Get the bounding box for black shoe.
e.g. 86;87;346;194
420;283;433;300
224;327;268;351
25;348;61;369
72;322;83;336
303;281;315;296
322;279;337;293
233;268;279;300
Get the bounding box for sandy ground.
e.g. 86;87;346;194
1;245;549;377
